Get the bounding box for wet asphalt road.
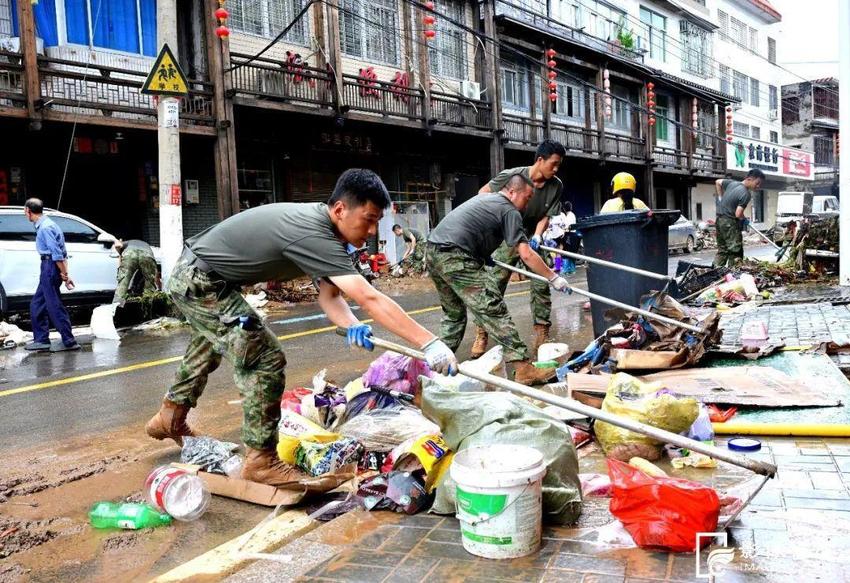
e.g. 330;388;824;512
0;245;774;451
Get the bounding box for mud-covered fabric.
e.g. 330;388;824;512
113;247;158;303
487;241;552;326
428;246;529;362
165;257;287;449
714;216;744;268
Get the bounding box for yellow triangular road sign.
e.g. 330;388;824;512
141;44;189;97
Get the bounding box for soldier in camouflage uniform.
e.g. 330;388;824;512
112;239;160;305
393;224;425;273
145;169;457;486
473;139;566;358
713;169;764;268
428;172;570;385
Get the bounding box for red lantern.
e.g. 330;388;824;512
215;7;229;20
424;29;436;39
647;82;654;90
549;92;558;102
215;25;230;37
546;48;556;58
547;71;556;80
547;60;556;68
424;0;435;8
423;15;435;25
648;117;656;126
548;81;557;91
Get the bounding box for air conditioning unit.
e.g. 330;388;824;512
768;108;779;121
460;80;481;100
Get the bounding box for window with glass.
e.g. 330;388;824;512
748;27;758;52
732;70;748;102
554;81;591;121
0;0;12;36
768;37;776;63
639;6;666;61
655;94;669;142
680;20;712;78
750;127;760;140
573;1;626;42
229;0;309;45
750;78;760;107
719;64;730;94
729;16;746;46
733;121;749;136
717;9;728;38
770;130;778;143
769;85;778;111
429;0;466;79
501;63;529;111
65;0;157;56
339;0;400;65
610;85;632;131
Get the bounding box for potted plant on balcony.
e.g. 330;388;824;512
614;19;636;56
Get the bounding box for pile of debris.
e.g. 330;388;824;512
252;279;319;305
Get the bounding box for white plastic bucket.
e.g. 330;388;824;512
537;342;569;362
450;444;546;559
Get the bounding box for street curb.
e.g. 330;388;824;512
149;510;317;582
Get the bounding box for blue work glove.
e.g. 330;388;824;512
543;238;557;248
422;337;459;376
740;218;751;232
529;235;542;251
346;323;374;351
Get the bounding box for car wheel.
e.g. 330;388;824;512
684;236;694;254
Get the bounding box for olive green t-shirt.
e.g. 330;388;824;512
187;203;357;284
489;166;563;234
428;193;527;262
401;228;423;243
717;179;752;219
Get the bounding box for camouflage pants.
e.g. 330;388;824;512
113;248;158;303
487;242;552;326
165;257;286;450
429;246;529;362
714;216;744;268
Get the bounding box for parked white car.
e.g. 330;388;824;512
0;206;160;315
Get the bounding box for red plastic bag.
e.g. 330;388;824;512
607;459;720;552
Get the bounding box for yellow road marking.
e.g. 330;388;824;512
0;289;531;398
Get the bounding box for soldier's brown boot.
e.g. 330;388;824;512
241;447;310;486
532;324;551;356
470;328;489;359
145;398;196;446
511;360;556;386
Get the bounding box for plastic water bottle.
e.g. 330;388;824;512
89;502;172;530
145;466;211;521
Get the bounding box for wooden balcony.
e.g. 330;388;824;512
341;74;425;122
37;56;214;132
603;133;646;161
0;50;26;114
229;53;334;110
653;145;688;171
431;91;492;131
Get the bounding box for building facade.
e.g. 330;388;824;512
2;0;799;256
782;78;840;198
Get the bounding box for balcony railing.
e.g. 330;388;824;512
691;151;724;174
229;53;333;109
603;133;645;160
37;56;214;126
431;91;492;130
341;74;424;122
0;50;25;109
550;120;597;155
653;145;688;171
503;114;545;146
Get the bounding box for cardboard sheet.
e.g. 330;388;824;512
566;366;842;408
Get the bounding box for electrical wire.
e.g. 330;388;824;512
225;0;317;72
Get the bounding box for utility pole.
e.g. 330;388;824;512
157;0;184;283
840;0;849;284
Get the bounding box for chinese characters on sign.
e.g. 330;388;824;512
318;132;374;154
141;44;190;97
727;138;813;180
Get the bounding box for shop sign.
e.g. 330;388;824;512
726;137;813;181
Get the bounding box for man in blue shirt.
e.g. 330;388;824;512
24;199;80;352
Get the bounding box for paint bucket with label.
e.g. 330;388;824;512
450;445;546;559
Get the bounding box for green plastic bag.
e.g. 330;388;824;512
595;373;699;461
421;378;582;525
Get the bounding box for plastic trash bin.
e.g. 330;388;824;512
576;210;680;337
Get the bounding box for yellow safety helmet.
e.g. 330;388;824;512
611;172;637;194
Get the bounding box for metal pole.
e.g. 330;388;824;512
746;223;781;252
493;260;703;334
157;0;183;283
540;245;674;283
357;333;776;477
840;0;850;285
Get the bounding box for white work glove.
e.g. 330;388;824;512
529;235;542;251
422;337;459;376
549;274;570;293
